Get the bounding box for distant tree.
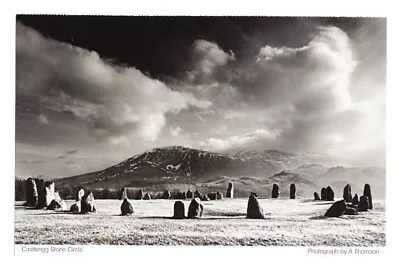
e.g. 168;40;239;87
101;188;110;199
59;184;74;199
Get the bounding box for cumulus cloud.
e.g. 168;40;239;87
199;128;281;151
187;39;235;84
16;22;211;144
180;25;384;165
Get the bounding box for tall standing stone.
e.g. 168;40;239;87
35;179;47;209
352;194;359;205
120;198;134;215
173;201;185;219
246;193;265;219
135;189;144;200
76;188;85;201
226;182;234;198
187;198;203;218
290;183;296;199
358;195;369;212
272;184;280;198
343;184;352;203
25;178;38;207
321;187;326;200
325;186;335;201
81;191;96;213
45;182;55;206
363;184;373;210
314;192;321;200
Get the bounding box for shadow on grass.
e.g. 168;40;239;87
300;199;324;203
308;215;348;220
309;215;329;220
313;202;334;205
30;211;96;216
203;212;246;217
137;215;271;221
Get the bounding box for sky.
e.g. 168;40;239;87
15;16;386;179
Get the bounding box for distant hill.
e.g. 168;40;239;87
54;146;386;198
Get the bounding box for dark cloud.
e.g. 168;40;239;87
16;21;211;145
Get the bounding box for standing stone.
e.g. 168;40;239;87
173;201;185;219
54;191;61;202
187;189;193;199
76;188;85;201
344;206;358;215
70;201;81;213
358;195;369;212
45;182;55;206
47;196;68;211
314;192;321;200
194;189;201;198
290;183;296;199
176;191;187;200
187;198;203;218
35;179;46;209
343;184;353;203
226;182;234;198
321;187;326;200
119;187;128;200
143;193;152;200
325;186;335;201
208;192;217;200
324;200;346;217
25;178;38;207
135;189;144;200
363;184;373;210
46;199;62;210
201;195;210;201
161;190;171;199
352;194;359;205
272;184;280;198
216;192;223;200
120;198;134;215
246;193;265;219
81;191;96;213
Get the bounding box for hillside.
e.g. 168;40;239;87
55;146;386;198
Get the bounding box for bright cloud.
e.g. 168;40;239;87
16;22;211;144
199;128;281;151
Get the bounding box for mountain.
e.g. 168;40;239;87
55;146;386;198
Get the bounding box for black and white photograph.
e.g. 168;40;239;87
14;15;387;247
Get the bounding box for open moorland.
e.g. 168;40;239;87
14;198;385;246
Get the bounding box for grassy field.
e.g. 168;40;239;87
14;198;385;246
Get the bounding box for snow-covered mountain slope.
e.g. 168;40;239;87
55;146;385;198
